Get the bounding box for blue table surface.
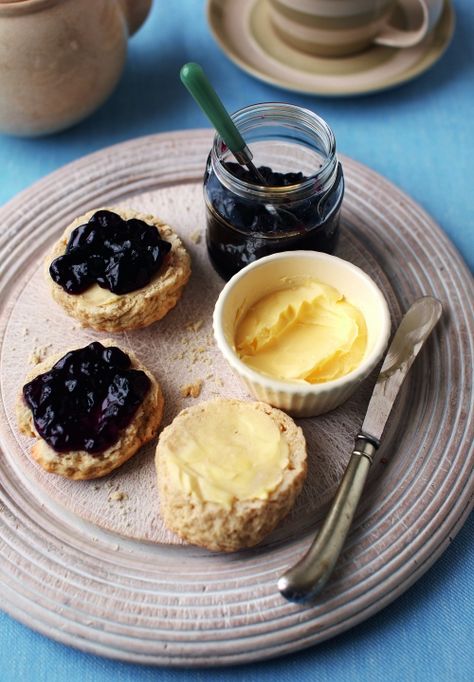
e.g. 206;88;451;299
0;1;472;680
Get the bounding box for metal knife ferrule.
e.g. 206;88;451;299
352;433;380;464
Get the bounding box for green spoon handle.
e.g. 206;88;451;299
180;62;251;162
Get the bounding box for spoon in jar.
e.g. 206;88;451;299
180;63;296;225
180;62;268;185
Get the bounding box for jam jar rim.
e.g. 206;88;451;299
210;102;339;202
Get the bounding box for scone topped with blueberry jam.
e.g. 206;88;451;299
17;340;163;480
47;208;191;332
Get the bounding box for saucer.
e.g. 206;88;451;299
206;0;454;96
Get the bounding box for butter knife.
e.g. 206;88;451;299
278;296;443;602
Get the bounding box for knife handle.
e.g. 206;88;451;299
278;434;378;602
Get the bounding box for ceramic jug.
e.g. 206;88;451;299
0;0;152;136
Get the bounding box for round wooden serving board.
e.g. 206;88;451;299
0;130;472;666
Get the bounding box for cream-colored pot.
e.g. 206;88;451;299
0;0;152;136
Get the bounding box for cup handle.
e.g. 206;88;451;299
374;0;443;48
120;0;152;37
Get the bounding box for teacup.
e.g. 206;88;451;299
0;0;152;136
267;0;444;57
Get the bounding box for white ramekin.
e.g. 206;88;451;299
213;251;391;418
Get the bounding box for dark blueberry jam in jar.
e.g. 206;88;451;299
49;210;171;295
22;342;150;454
204;104;344;280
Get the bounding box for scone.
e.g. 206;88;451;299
47;207;191;332
17;340;164;480
155;398;307;552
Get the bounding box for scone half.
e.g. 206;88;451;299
47;207;191;332
17;340;164;480
156;398;307;552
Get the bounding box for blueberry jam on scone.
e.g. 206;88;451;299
18;341;164;479
49;210;172;295
23;342;150;453
46;208;191;332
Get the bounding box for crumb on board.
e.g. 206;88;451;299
190;229;202;244
108;490;128;502
29;345;52;365
186;319;204;333
180;380;203;398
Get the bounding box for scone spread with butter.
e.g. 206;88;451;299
17;340;164;480
156;398;307;552
47;208;191;332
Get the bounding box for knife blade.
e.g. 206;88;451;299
278;296;443;603
361;296;443;443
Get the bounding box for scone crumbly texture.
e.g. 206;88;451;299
156;399;307;552
16;340;164;480
47;207;191;332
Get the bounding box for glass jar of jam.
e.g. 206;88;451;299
204;103;344;280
